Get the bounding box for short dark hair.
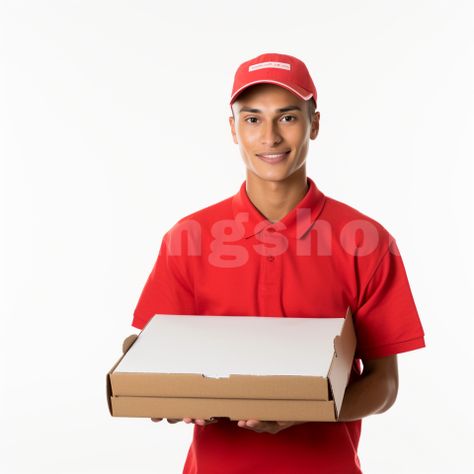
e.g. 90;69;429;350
307;97;317;121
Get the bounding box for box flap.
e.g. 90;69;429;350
327;307;357;418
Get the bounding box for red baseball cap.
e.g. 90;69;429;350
230;52;317;109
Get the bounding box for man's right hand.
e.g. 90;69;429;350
151;417;218;426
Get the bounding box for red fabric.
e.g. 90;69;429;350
229;52;317;106
132;177;425;474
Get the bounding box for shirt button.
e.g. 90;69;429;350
267;227;276;233
267;256;275;262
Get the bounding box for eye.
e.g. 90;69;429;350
244;116;259;124
281;115;297;122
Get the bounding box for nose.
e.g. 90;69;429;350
261;120;282;146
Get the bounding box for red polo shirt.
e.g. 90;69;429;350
132;176;425;474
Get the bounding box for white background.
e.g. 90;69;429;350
1;1;473;473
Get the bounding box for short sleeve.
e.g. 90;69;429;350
354;238;426;360
132;231;196;329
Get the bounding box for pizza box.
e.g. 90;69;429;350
107;307;356;422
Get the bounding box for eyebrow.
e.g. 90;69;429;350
238;105;303;114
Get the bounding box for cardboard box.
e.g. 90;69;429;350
107;307;356;422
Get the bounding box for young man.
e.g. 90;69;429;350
126;53;425;473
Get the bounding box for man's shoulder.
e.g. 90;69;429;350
321;194;395;247
323;195;390;229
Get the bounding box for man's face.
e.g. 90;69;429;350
229;83;319;184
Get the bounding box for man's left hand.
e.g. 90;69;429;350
237;419;304;434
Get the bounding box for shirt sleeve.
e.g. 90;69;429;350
354;238;426;360
131;231;196;330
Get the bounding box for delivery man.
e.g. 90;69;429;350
122;52;426;473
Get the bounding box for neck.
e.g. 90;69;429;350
245;169;309;223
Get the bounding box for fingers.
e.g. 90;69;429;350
190;418;218;426
150;418;181;423
237;419;261;429
122;334;138;354
152;417;218;426
152;417;297;432
181;418;208;425
237;419;297;434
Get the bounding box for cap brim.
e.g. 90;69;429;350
230;79;314;105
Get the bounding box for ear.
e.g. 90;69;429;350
310;111;320;140
229;115;238;144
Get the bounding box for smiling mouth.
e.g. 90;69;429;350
256;150;291;163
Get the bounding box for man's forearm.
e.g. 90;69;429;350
338;364;398;422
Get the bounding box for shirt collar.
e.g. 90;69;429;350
231;176;326;240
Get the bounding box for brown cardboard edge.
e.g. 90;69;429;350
110;396;337;422
106;327;143;416
110;372;329;400
327;306;357;419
